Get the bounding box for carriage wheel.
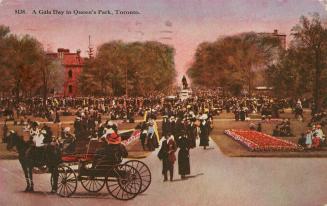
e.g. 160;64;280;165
81;176;105;193
106;165;142;200
52;164;77;197
124;160;151;193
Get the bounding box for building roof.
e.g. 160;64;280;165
46;49;84;66
62;53;84;66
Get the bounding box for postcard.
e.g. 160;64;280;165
0;1;327;206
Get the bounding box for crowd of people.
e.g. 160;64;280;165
2;87;327;181
298;124;326;149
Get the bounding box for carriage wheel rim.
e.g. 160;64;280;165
124;160;151;193
105;165;142;200
54;165;77;197
81;176;105;193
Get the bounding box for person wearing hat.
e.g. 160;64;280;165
186;118;197;149
107;120;118;133
158;135;177;182
29;121;40;141
162;116;169;138
168;116;176;137
146;119;156;151
199;115;210;149
177;129;191;179
315;124;325;144
93;128;128;168
73;116;82;140
62;127;76;154
34;130;47;148
305;130;313;149
138;121;148;151
25;129;47;164
312;132;321;149
41;124;53;144
298;133;306;147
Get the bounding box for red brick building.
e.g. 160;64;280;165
47;48;84;97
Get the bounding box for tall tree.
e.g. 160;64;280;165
5;34;44;101
291;13;327;112
79;41;176;96
188;32;281;95
37;55;65;107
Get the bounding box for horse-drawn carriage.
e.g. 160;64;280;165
51;155;151;200
6;130;151;200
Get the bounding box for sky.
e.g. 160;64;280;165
0;0;326;80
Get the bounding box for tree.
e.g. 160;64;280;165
0;25;64;102
265;47;313;98
37;55;65;108
188;32;281;95
0;25;13;97
79;41;176;96
4;34;44;101
291;13;327;112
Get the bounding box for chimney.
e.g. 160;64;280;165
58;48;70;53
57;48;70;59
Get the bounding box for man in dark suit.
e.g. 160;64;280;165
162;116;169;138
158;135;177;181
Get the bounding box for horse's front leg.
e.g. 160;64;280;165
27;165;34;192
50;166;58;193
19;159;30;192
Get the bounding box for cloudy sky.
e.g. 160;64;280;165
0;0;326;79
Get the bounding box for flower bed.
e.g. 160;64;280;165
224;129;303;152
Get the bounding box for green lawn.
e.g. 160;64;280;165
212;110;327;157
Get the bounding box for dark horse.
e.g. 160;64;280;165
6;131;60;192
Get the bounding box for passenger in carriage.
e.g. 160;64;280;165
62;127;76;154
103;128;128;164
93;127;128;168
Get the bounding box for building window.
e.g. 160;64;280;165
68;85;73;94
68;70;72;78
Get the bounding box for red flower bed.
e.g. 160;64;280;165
224;129;303;152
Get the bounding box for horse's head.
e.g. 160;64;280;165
6;131;19;151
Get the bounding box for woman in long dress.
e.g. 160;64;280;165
178;133;190;179
199;117;210;149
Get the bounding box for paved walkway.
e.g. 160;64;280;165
0;139;327;206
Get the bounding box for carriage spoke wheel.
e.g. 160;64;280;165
53;165;77;197
124;160;151;193
81;176;105;193
106;165;142;200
